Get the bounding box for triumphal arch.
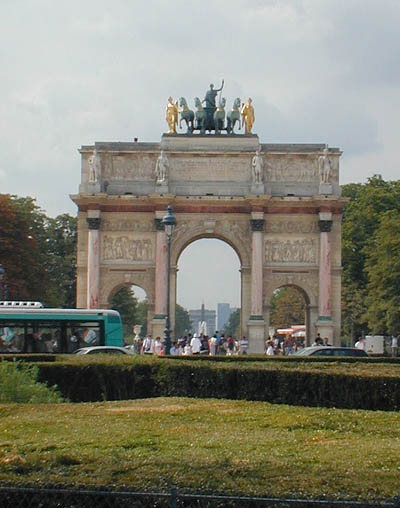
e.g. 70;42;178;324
71;83;347;352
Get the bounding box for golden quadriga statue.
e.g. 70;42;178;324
166;97;179;134
241;98;255;134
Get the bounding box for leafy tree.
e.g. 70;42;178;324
175;304;192;339
341;176;400;338
270;287;305;329
224;308;240;338
135;300;148;337
109;286;137;337
44;214;77;307
365;210;400;335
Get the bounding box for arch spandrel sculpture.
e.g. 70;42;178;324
71;84;347;351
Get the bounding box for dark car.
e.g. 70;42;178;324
294;346;368;357
74;346;133;355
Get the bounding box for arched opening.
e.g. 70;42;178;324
176;238;241;347
269;285;310;353
109;284;148;347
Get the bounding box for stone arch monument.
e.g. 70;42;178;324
71;90;347;353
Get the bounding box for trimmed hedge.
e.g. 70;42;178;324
35;357;400;410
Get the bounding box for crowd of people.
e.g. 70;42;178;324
129;331;250;356
130;331;311;356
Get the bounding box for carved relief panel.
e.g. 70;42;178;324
102;154;156;180
264;154;339;184
102;234;154;263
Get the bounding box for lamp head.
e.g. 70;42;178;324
162;206;177;237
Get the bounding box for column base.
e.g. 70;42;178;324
151;316;166;339
315;317;335;345
155;183;169;194
248;318;265;354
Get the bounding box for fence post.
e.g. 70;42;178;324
170;486;177;508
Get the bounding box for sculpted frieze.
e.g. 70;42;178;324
265;156;318;183
265;238;316;264
102;154;155;180
102;235;154;262
171;156;249;182
265;218;318;234
101;219;153;232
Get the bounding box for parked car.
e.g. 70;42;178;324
74;346;133;355
294;346;368;357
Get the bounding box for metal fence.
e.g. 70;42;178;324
0;486;398;508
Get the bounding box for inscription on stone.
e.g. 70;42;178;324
103;235;154;262
101;219;152;232
265;239;316;264
265;219;318;234
171;156;249;181
103;155;155;180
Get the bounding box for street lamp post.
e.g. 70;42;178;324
0;264;6;300
162;206;177;355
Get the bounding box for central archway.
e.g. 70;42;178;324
176;237;241;340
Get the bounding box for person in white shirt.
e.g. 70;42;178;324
266;341;275;356
239;336;249;355
154;337;163;356
190;333;202;355
391;336;398;357
170;343;178;355
141;334;154;354
355;337;366;350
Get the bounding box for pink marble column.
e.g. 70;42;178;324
154;218;167;316
250;218;264;316
318;219;332;317
86;217;101;309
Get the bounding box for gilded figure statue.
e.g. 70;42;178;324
241;98;255;134
165;97;179;134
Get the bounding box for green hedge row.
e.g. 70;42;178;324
35;357;400;411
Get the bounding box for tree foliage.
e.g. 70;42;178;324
341;176;400;337
270;287;305;329
175;304;192;339
224;308;240;338
0;194;76;306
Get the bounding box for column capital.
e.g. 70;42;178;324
250;219;265;232
86;218;101;230
318;220;333;233
154;218;165;231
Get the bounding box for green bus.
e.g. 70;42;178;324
0;307;123;353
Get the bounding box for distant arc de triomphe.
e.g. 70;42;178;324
71;133;347;352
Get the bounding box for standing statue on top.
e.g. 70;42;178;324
318;145;332;184
155;151;169;184
252;150;264;183
241;98;255;134
202;79;224;131
165;97;179;134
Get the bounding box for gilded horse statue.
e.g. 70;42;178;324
179;97;194;134
213;96;226;134
194;97;206;134
227;97;241;134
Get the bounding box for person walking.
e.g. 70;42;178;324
391;335;398;358
239;336;249;355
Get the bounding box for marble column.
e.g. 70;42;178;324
250;218;265;317
86;216;101;309
153;218;167;317
318;214;333;318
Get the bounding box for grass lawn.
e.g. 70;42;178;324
0;397;400;500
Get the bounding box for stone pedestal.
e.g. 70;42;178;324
160;133;260;152
248;318;265;354
319;183;333;195
151;316;166;340
315;318;334;345
251;182;265;194
155;183;169;194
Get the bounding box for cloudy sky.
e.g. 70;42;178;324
1;0;399;310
